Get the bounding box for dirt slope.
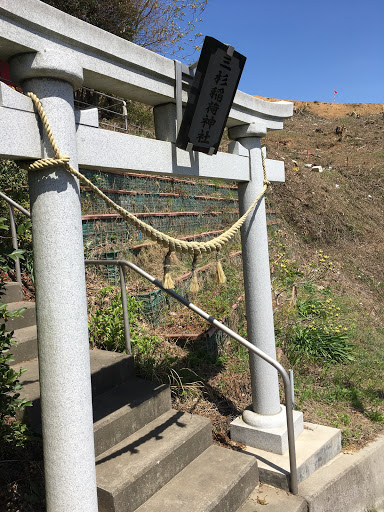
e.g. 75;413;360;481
261;99;384;318
255;96;384;119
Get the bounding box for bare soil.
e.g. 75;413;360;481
255;95;384;119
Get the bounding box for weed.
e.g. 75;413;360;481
88;286;142;352
88;286;203;397
364;410;384;423
285;325;353;364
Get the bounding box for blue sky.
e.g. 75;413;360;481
191;0;383;103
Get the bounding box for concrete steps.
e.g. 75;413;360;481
93;377;171;457
13;349;136;429
6;280;259;511
135;445;258;512
16;354;258;512
96;410;213;512
1;283;38;364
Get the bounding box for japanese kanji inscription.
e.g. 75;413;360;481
176;36;246;155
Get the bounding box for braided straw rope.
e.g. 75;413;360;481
25;92;269;256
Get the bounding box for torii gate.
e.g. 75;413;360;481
0;1;302;510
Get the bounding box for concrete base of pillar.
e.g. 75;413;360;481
230;406;304;455
240;422;341;491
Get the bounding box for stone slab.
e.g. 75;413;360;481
231;410;304;455
135;445;258;512
242;422;341;491
238;483;307;512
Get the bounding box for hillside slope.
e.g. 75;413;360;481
263;101;383;317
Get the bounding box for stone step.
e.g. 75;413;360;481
96;409;213;512
10;324;38;365
14;349;135;428
136;444;259;512
1;281;23;303
2;301;36;330
93;378;171;457
237;483;307;512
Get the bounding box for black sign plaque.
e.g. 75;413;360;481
176;36;246;155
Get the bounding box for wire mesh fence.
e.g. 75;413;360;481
81;190;239;215
80;169;237;199
82;211;239;251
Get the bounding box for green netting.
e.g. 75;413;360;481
80;169;237;199
204;325;227;357
99;250;120;285
82;212;239;250
132;288;166;326
81;190;239;215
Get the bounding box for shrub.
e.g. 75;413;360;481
0;292;31;453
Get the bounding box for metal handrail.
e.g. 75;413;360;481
0;190;298;493
0;190;31;218
0;190;31;284
85;258;299;495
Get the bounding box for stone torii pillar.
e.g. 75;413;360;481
9;50;98;512
229;123;303;455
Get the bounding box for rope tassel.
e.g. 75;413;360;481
215;252;226;285
163;250;174;289
189;254;199;293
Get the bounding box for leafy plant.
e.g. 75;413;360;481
285;325;353;364
0;216;31;452
0;292;31;452
88;286;142;352
0;217;26;274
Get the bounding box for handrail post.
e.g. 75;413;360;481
8;204;22;285
282;373;299;495
119;263;131;354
